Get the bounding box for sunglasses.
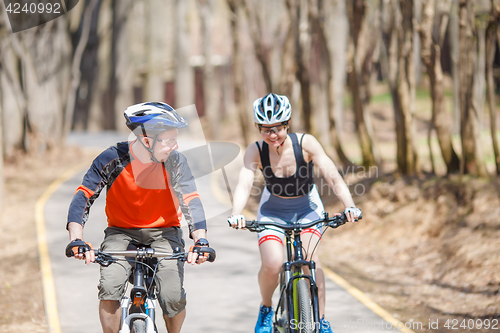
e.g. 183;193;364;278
155;138;178;148
258;123;288;135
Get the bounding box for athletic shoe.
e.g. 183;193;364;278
320;315;333;333
255;305;273;333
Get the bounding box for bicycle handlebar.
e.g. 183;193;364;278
97;247;215;262
66;245;216;264
244;212;362;232
93;247;215;262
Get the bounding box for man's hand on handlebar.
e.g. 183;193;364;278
187;238;214;265
343;207;362;222
227;214;246;229
66;239;95;265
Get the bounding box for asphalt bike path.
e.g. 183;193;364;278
44;132;400;332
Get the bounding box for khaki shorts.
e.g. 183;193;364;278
98;227;186;318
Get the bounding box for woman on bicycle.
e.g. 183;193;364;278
228;93;361;333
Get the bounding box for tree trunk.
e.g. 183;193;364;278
0;44;26;156
418;0;460;174
72;0;101;130
227;0;250;146
486;0;500;174
328;0;348;133
101;0;124;130
293;0;313;133
175;0;194;108
474;25;487;129
64;0;99;136
199;0;220;139
347;0;380;168
308;0;354;167
242;0;273;92
381;0;420;174
450;0;461;134
397;0;420;174
458;0;488;176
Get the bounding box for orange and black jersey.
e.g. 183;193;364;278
67;141;206;235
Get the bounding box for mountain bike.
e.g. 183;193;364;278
66;244;216;333
243;212;360;333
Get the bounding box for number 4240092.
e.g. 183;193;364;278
5;2;61;14
444;318;498;330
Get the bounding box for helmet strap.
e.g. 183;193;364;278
136;133;162;163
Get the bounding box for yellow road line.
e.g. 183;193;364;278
322;266;416;333
35;160;91;333
210;170;414;333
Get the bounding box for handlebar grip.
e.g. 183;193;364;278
199;246;216;262
65;239;92;257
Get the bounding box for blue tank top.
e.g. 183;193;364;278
256;133;315;197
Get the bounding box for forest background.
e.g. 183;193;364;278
0;0;499;332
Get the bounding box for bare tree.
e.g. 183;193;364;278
308;0;354;167
381;0;420;174
242;0;273;93
449;0;461;134
485;0;500;174
198;0;221;139
64;0;100;136
347;0;380;168
458;0;488;176
417;0;460;174
282;0;315;134
175;0;194;108
227;0;251;146
71;0;101;130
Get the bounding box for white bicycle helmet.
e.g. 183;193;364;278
253;93;291;125
124;102;187;163
124;102;188;136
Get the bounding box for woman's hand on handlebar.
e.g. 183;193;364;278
227;214;246;229
343;207;362;222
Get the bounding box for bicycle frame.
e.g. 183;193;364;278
92;246;215;333
119;252;158;333
276;227;321;333
242;213;356;333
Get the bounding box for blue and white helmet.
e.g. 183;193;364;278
124;102;188;136
253;93;291;125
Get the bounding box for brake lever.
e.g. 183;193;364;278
94;252;116;267
246;225;266;233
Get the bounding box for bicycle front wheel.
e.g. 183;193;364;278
131;318;147;333
296;279;314;333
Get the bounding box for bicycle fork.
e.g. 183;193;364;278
283;262;321;333
119;262;157;333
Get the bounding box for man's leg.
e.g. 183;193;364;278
99;300;121;333
153;228;187;331
98;228;133;333
164;308;186;333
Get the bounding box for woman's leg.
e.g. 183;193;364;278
258;239;284;307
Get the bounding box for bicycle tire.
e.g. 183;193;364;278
131;318;147;333
278;268;289;333
297;279;314;333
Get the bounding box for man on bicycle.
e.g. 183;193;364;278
228;93;361;333
66;102;210;333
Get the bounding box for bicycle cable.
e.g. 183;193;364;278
308;226;328;260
